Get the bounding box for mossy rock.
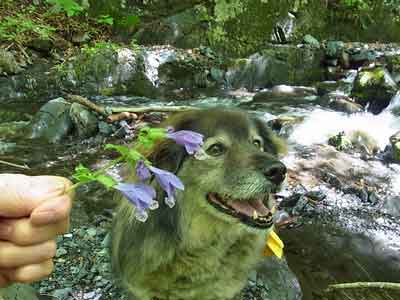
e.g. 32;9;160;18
0;49;23;75
352;67;398;114
226;44;324;90
393;142;400;162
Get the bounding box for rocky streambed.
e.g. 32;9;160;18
1;41;400;300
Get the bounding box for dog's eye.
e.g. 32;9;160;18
253;139;263;149
206;143;226;156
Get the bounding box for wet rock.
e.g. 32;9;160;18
320;92;363;114
390;131;400;162
29;98;73;143
349;48;378;68
70;103;99;138
314;81;341;96
254;85;317;102
58;46;152;97
382;196;400;217
385;55;400;83
328;131;352;151
0;59;58;103
328;130;379;155
268;115;304;136
0;49;23;75
244;257;302;300
226;44;324;90
352;66;398;114
303;35;320;49
325;41;345;59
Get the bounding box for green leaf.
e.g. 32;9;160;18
72;164;96;183
138;127;167;148
104;144;130;156
95;174;117;189
97;15;114;25
105;143;143;166
117;15;140;28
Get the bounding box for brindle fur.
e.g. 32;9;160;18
112;109;287;300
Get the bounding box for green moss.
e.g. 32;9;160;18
393;142;400;162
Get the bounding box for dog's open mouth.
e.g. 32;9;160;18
206;193;274;229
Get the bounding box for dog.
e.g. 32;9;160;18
112;109;287;300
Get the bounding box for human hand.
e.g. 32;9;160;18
0;174;73;287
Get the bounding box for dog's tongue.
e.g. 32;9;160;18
228;199;270;217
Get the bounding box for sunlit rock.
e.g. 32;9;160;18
352;66;398;114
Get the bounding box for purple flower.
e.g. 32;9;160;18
136;160;151;181
114;183;156;213
149;166;184;207
167;129;204;155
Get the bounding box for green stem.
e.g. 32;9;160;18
66;156;125;194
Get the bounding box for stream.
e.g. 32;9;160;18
1;57;400;299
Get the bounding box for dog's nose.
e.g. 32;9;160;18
263;162;287;185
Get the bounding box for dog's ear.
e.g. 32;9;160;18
147;139;188;174
253;118;288;157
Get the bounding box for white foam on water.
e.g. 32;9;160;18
289;108;400;150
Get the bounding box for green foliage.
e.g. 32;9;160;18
115;14;140;28
72;163;117;189
0;11;56;43
104;144;145;167
96;15;114;25
45;0;85;17
81;41;120;57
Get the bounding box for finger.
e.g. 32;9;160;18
0;240;56;268
30;194;72;226
2;259;54;284
0;218;69;246
0;174;72;218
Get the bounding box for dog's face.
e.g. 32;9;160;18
151;109;287;232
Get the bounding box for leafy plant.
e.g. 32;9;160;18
45;0;85;17
0;13;56;43
96;15;114;25
70;127;204;222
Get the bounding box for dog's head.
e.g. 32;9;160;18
148;109;287;231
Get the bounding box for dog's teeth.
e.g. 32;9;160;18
253;210;258;220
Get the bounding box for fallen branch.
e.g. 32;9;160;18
65;94;199;122
0;159;30;170
326;282;400;293
109;105;199;114
66;94;107;117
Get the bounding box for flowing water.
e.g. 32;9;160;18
1;93;400;300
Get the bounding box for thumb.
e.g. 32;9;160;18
0;174;71;218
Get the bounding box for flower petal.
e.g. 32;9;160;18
167;130;204;155
136;160;151;181
114;183;156;212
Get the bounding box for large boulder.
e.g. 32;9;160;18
320;92;363;114
56;45;221;99
352;66;398;114
240;257;302;300
226;44;324;90
28;98;73;143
